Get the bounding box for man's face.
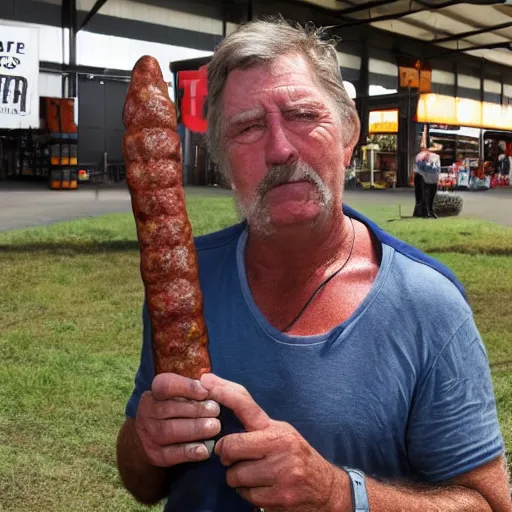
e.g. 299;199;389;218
220;53;352;234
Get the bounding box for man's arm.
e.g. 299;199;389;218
116;417;171;505
341;455;511;512
117;305;169;505
201;374;511;512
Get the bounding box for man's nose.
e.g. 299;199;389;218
264;116;298;166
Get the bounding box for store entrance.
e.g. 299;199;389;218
419;125;512;191
482;130;512;188
351;93;417;188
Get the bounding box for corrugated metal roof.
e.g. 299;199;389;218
299;0;512;67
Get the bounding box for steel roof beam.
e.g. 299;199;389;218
333;0;468;28
78;0;109;32
335;8;420;27
428;41;512;58
415;0;498;6
432;21;512;43
336;0;401;16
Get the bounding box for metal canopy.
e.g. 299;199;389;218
72;0;512;68
298;0;512;66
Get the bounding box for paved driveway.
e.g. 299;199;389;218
0;181;511;231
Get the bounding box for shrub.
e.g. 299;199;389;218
434;192;463;217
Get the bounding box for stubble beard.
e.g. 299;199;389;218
226;160;335;236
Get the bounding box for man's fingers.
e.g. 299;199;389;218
145;441;212;467
226;458;275;489
146;417;221;445
151;398;220;420
200;373;270;432
215;431;267;465
236;487;279;510
152;373;210;401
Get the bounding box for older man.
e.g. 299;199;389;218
116;18;510;512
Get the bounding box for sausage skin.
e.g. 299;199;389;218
123;56;212;379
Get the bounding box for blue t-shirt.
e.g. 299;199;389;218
125;205;504;512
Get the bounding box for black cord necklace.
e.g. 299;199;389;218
282;217;356;333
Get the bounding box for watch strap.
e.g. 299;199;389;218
343;467;370;512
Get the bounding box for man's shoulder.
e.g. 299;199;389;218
390;249;470;313
193;221;246;254
379;235;474;350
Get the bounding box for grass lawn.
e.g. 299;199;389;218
0;190;511;511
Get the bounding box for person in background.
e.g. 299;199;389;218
413;143;440;218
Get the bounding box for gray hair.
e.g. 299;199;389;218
206;16;361;168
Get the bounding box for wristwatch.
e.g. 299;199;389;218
343;467;370;512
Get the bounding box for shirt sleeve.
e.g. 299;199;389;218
406;315;505;482
125;302;155;418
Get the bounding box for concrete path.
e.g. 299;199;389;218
0;181;511;231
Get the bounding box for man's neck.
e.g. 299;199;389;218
244;209;352;288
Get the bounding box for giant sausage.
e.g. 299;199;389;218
123;56;212;379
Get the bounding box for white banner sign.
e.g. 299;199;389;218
0;25;39;129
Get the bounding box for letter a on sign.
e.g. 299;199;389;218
177;65;208;133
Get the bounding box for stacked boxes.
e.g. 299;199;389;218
41;97;79;190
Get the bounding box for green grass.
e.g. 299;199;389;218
0;191;511;510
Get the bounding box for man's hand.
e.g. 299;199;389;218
135;373;222;467
200;373;349;511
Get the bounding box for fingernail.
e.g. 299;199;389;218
193;379;207;391
204;400;220;415
186;443;209;459
204;418;220;432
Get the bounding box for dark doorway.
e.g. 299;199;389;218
78;75;129;180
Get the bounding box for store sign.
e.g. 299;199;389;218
399;64;431;93
417;93;512;131
369;109;399;133
0;25;39;129
399;66;419;88
177;66;208;133
481;102;512;130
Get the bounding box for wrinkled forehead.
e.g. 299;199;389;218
221;55;330;118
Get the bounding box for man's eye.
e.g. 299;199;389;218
240;124;263;134
288;111;318;121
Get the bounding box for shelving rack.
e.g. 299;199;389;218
49;132;78;190
429;132;480;167
45;97;79;190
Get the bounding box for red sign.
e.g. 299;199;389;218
177;65;208;133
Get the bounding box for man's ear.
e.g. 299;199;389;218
344;148;354;167
344;138;359;166
344;111;361;166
